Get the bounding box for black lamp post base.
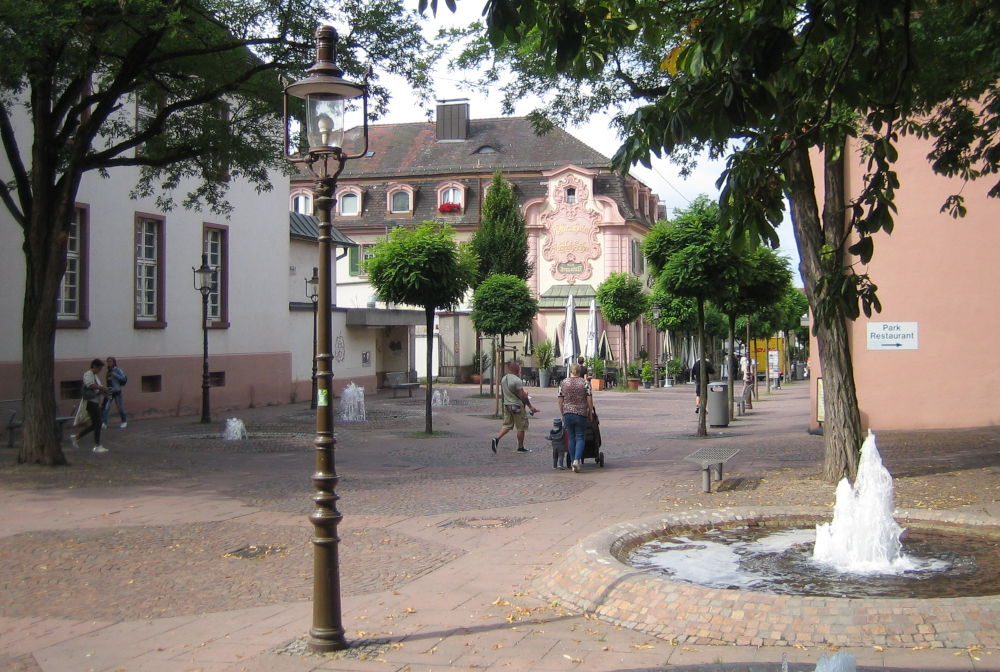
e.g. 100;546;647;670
307;628;348;653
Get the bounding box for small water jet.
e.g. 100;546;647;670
222;418;247;440
813;429;912;572
431;389;450;407
339;382;366;422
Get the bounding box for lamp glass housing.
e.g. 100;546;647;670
195;265;214;294
305;94;346;150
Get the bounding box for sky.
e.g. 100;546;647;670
370;1;802;284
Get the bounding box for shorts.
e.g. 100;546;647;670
502;405;529;432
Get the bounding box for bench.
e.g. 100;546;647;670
2;398;76;448
384;371;420;398
684;445;741;493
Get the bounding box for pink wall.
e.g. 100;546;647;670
809;135;1000;430
1;352;293;420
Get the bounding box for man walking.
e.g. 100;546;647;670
491;360;538;454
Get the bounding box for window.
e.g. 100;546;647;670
134;214;165;327
291;192;312;215
348;244;375;276
391;190;410;213
630;239;645;275
57;205;89;327
336;186;362;217
203;226;228;327
437;182;464;213
566;187;577;204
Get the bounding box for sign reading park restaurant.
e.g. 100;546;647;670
866;322;919;350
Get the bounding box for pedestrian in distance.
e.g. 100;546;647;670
101;356;128;429
71;358;109;453
558;363;595;473
691;356;715;413
491;360;538;454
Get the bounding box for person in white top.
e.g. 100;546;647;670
72;359;109;453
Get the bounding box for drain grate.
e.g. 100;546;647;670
223;544;288;560
439;516;527;529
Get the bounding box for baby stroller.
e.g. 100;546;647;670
581;409;604;467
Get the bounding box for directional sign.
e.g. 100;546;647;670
867;322;918;350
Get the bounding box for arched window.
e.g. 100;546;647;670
566;187;577;204
336;186;363;217
391;191;410;212
437;182;464;214
291;192;312;215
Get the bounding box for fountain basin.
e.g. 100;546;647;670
537;507;1000;649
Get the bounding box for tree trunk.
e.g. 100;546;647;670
620;323;627;388
784;143;862;481
424;308;434;434
696;298;707;437
727;314;736;417
18;192;73;465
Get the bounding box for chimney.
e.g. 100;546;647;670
436;99;469;141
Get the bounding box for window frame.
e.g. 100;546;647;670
387;184;415;215
336;185;363;218
291;190;313;215
348;244;375;277
203;224;229;329
437;182;465;213
56;204;90;328
134;212;166;329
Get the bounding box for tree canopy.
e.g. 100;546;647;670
470;170;532;282
365;221;477;433
471;274;538;337
595;272;646;385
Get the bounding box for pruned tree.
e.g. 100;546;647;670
595;272;646;387
644;196;740;436
365;221;477;434
470;170;532;282
1;0;441;465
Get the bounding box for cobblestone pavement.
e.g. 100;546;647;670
1;381;998;672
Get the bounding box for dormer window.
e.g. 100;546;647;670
336;186;363;218
291;191;312;215
475;145;498;154
437;182;465;214
387;184;415;215
566;187;577;204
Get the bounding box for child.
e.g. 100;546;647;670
549;418;569;470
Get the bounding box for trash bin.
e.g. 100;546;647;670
707;380;729;427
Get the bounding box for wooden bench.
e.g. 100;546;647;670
2;398;76;448
684;445;741;493
384;371;420;398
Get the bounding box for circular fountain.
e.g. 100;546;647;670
539;433;1000;648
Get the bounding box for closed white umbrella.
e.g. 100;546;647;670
562;293;581;366
583;298;598;360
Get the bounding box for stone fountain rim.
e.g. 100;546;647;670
535;506;1000;649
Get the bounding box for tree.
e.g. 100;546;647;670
471;274;537;340
595;273;646;387
470;170;532;281
646;286;696;361
457;0;999;480
643;197;739;436
1;0;440;465
365;222;477;434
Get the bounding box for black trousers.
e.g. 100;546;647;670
75;400;103;445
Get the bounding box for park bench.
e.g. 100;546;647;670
384;371;420;398
684;445;741;493
2;398;76;448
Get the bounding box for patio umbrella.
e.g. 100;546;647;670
598;329;611;361
562;293;581;366
523;328;534;356
583;298;598;360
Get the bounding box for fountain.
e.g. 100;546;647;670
814;430;913;572
339;382;366;422
431;388;450;407
536;428;1000;648
222;417;247;440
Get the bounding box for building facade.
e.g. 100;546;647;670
294;102;662;382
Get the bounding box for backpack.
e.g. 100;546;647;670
116;369;128;386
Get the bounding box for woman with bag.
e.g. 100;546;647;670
71;359;109;453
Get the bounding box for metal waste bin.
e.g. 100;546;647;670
707;380;729;427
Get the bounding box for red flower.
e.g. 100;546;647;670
438;202;461;214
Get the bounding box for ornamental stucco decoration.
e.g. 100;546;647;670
540;174;602;284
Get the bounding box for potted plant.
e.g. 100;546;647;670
470;351;489;384
587;357;605;390
535;339;554;387
640;361;654;388
665;358;682;387
626;361;641;390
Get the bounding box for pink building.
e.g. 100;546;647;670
809;136;1000;431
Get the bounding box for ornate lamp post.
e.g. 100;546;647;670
192;254;214;424
306;267;320;409
283;25;368;653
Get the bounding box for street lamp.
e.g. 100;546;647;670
306;267;320;409
283;25;368;653
192;254;214;424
